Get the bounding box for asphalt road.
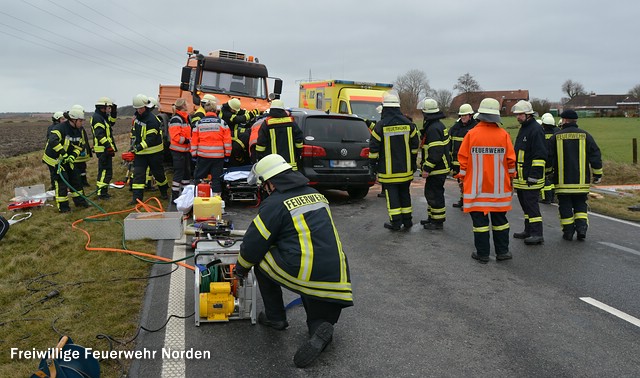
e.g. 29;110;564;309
129;178;640;377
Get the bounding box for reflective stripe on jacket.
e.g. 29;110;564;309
132;109;164;155
168;110;191;153
90;110;116;153
191;113;232;158
458;121;516;213
255;110;304;170
421;118;451;176
513;117;547;190
547;123;603;194
42;121;84;167
237;185;353;306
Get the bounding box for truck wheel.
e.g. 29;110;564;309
347;187;369;199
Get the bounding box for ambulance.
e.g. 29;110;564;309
299;80;393;122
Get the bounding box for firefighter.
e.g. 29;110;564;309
91;96;118;199
547;110;603;241
190;94;216;128
369;93;420;230
255;100;304;170
42;105;89;212
511;100;547;245
420;98;451;230
190;96;232;196
74;114;93;188
457;98;517;263
45;111;65;191
449;103;477;209
220;98;261;165
539;113;560;204
130;94;169;204
233;154;353;368
168;98;192;199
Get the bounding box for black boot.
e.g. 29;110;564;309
452;198;463;208
384;222;402;231
513;231;530;239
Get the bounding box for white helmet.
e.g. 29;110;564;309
248;154;292;185
270;99;285;110
475;98;501;123
458;103;474;116
132;93;149;109
201;94;218;105
53;111;64;120
422;98;439;114
511;100;535;115
67;105;85;120
382;92;400;108
95;96;113;106
541;113;555;126
228;98;242;112
146;97;158;109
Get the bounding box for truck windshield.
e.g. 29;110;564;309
200;71;267;99
350;101;381;122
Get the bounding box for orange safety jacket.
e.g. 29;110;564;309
457;121;516;213
248;120;262;157
168;110;191;153
191;112;232;159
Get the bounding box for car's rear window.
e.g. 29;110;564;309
304;117;370;143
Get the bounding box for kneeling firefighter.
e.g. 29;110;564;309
234;154;353;368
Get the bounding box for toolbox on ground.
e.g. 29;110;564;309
124;212;183;240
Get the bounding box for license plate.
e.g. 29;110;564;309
330;160;356;168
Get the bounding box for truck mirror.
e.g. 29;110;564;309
273;79;283;95
268;93;280;101
180;66;192;87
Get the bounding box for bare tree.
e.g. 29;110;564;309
453;73;481;94
394;69;431;117
431;89;453;115
530;98;551;115
628;84;640;99
561;79;586;99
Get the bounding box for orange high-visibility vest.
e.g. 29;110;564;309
457;121;516;213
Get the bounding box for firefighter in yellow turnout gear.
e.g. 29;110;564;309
547;110;603;241
369;93;420;231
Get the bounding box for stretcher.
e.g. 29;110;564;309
222;165;259;203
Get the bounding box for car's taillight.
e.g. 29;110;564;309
302;145;327;157
360;147;370;158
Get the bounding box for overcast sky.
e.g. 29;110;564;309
1;0;638;113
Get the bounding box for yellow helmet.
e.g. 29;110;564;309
228;98;242;111
249;154;292;185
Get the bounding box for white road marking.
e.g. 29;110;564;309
598;242;640;257
161;237;187;378
588;211;640;227
580;297;640;328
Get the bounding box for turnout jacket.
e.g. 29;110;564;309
90;109;117;153
547;122;603;194
420;112;451;176
513;117;547;190
369;107;419;184
168;110;191;153
542;123;560;175
191;112;232;159
457;121;516;213
237;184;353;306
74;126;93;163
131;108;164;155
255;109;304;170
42;121;85;167
449;118;477;173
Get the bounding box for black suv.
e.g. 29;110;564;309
290;108;374;199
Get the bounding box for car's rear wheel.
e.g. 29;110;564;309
347;187;369;199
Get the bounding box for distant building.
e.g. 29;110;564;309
563;93;640;117
450;90;529;116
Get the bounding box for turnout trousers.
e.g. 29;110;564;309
424;174;446;223
132;152;168;201
171;150;192;194
557;193;589;235
516;189;543;237
255;265;342;335
96;152;113;196
470;211;510;258
194;157;225;194
54;163;87;211
383;181;412;227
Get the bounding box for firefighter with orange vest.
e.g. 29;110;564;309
191;96;232;196
168;98;192;199
457;98;517;263
255;100;304;170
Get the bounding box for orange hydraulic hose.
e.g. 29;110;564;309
71;197;195;271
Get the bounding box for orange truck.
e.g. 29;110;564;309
299;80;393;122
157;47;282;125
